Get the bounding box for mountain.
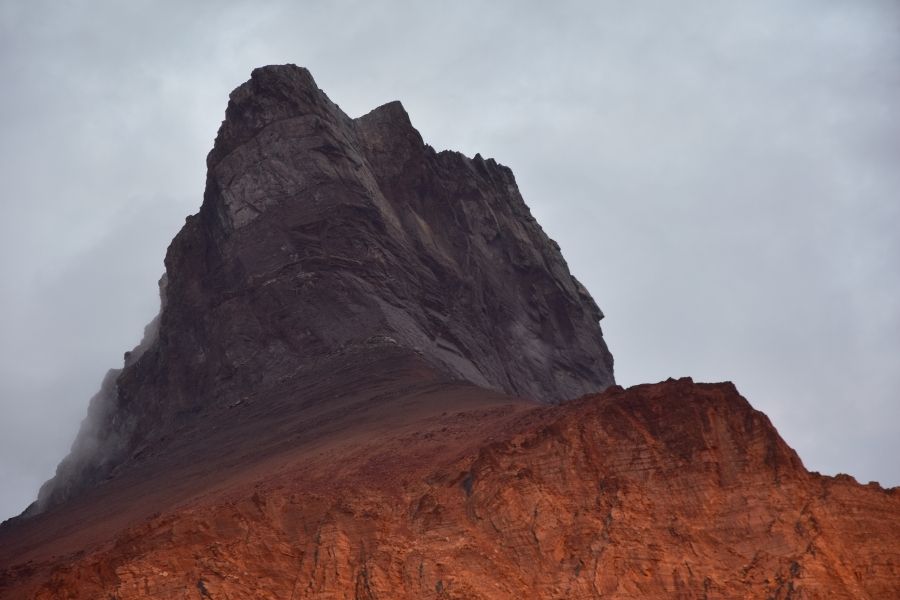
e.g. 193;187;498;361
30;64;614;516
1;65;897;599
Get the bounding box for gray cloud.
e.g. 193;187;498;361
1;0;898;520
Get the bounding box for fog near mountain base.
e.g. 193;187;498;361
23;277;165;516
1;0;898;521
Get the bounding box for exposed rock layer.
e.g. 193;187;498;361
29;64;614;512
2;377;897;598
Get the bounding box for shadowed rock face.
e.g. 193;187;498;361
28;64;613;513
191;64;612;400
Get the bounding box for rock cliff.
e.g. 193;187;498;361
2;378;897;598
29;64;614;513
1;65;897;599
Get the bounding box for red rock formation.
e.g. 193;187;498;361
1;66;897;598
1;376;897;598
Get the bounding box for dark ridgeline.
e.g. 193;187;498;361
29;65;614;514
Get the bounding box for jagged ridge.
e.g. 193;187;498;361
28;64;614;513
3;379;898;598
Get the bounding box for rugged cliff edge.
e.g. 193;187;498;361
28;64;614;514
1;66;897;599
2;378;898;598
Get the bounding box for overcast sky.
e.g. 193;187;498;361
1;0;898;521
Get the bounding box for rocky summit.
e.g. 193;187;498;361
29;64;615;515
1;65;897;599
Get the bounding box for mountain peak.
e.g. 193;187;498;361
207;63;336;168
26;66;615;514
3;66;898;600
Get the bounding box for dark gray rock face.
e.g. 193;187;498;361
31;64;614;512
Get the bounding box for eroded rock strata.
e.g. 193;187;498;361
29;64;614;514
2;377;898;598
1;66;897;599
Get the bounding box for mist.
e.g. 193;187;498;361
1;0;898;521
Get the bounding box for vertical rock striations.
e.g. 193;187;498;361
4;380;898;598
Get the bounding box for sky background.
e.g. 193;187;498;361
1;0;898;521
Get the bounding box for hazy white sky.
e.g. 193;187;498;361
1;0;898;521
